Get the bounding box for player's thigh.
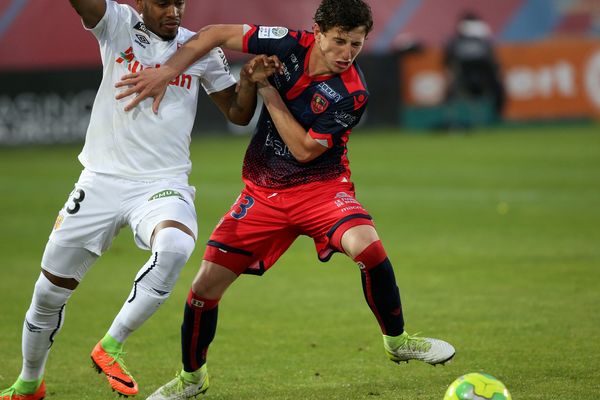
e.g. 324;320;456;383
129;181;198;250
41;241;99;282
49;170;123;257
293;182;374;261
204;188;297;275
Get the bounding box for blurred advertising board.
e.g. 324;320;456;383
402;39;600;121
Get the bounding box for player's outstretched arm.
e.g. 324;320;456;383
116;24;245;113
69;0;106;28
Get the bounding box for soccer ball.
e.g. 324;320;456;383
443;372;511;400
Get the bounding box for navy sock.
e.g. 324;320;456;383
359;257;404;336
181;290;219;372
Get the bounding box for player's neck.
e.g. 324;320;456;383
307;46;334;78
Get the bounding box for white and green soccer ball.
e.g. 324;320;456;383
444;372;511;400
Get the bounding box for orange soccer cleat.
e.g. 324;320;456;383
0;380;46;400
91;341;138;397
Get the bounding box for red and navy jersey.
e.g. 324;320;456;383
241;25;369;189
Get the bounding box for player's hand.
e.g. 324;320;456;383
240;55;283;88
115;66;177;114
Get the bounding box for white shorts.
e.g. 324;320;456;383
49;169;198;255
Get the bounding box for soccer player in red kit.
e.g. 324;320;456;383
117;0;455;397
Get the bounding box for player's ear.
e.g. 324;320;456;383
135;0;144;13
313;22;321;36
313;23;322;42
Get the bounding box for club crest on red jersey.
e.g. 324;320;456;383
311;93;329;114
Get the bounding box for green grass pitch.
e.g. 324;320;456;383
1;124;599;399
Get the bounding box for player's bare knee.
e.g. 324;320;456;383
191;261;236;299
191;266;213;298
191;278;215;299
341;225;380;259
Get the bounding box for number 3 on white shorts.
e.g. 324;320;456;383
65;188;86;215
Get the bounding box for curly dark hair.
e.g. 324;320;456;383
314;0;373;35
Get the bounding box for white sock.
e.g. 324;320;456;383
20;273;73;381
107;228;194;343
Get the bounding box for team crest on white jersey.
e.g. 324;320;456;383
258;26;288;39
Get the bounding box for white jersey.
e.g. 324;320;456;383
79;0;236;180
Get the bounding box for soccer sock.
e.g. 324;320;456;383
100;333;123;354
20;273;73;383
354;240;404;336
107;228;194;343
383;332;409;351
180;364;207;383
12;377;43;395
181;290;219;372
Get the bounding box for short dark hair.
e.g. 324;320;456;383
314;0;373;36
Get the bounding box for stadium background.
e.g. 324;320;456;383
2;0;600;143
1;1;599;399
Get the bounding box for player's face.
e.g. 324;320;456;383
137;0;185;40
313;24;367;74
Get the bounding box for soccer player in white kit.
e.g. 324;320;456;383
0;0;267;399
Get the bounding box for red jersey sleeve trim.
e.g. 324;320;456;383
308;129;333;148
242;25;258;53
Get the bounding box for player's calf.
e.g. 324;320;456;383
92;228;195;396
19;273;74;386
354;241;405;336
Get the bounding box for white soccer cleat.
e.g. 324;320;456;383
384;331;455;365
146;365;209;400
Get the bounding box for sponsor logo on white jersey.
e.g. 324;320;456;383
133;21;151;36
216;48;231;74
133;22;151;48
116;47;193;90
